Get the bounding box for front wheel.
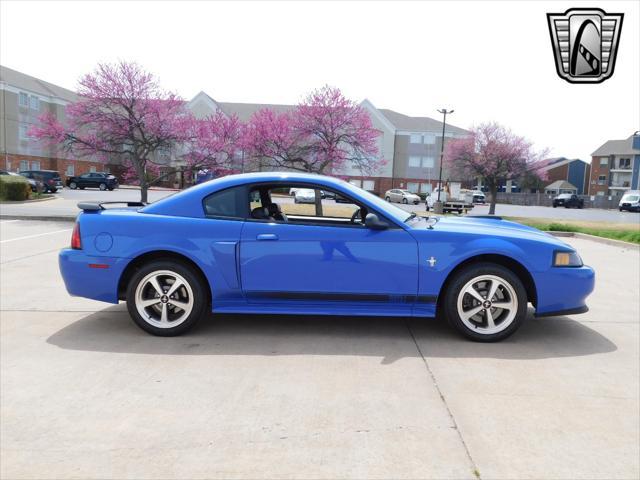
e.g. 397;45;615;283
402;198;408;204
443;263;527;342
126;260;208;336
69;182;77;190
99;183;107;191
385;197;390;202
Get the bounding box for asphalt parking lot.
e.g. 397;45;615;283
1;219;639;479
1;187;639;224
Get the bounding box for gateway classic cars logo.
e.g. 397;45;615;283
547;8;624;83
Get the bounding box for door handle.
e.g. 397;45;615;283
256;234;279;241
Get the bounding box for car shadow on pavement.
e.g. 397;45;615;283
46;305;617;364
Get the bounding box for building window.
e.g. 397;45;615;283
19;92;29;107
19;123;30;139
31;160;41;170
423;133;435;144
19;160;29;171
597;175;606;185
420;183;432;193
362;180;375;191
618;158;631;169
407;182;419;193
596;191;605;196
408;156;421;167
90;166;97;173
409;134;422;144
599;157;609;166
422;156;435;168
66;164;75;176
349;179;361;187
29;95;39;111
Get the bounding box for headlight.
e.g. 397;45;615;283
553;250;583;267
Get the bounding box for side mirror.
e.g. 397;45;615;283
365;213;388;230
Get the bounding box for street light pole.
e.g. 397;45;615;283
433;108;454;214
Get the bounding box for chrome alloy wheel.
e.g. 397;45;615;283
456;274;518;335
134;270;194;328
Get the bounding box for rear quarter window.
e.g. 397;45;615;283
203;186;246;219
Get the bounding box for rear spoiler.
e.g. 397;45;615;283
77;201;147;212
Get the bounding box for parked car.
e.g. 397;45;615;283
293;188;316;204
19;170;63;193
471;190;486;204
60;172;594;342
0;170;40;192
67;172;119;191
552;193;584;209
618;191;640;212
384;189;420;205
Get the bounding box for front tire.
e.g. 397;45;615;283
99;183;107;191
126;260;208;336
443;263;527;342
385;196;390;202
69;182;77;190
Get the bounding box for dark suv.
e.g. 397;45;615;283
20;170;63;193
67;172;119;191
552;193;584;209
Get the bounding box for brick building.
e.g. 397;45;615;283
589;133;640;197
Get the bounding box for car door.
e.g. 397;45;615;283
240;193;419;315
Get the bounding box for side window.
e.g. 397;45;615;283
203;186;245;219
277;186;361;221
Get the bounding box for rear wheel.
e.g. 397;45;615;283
69;182;77;189
385;196;390;202
99;183;107;191
443;263;527;342
126;260;208;336
402;198;408;204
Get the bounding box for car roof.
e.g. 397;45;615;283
142;172;354;217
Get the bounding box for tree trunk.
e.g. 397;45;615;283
489;184;498;215
140;181;149;203
314;189;323;216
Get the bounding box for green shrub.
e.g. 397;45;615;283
0;175;31;201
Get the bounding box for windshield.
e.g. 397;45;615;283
622;195;639;202
338;181;412;223
557;194;571;199
400;190;413;195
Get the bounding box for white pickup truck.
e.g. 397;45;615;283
425;182;474;214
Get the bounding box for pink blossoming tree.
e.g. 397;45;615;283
243;86;382;213
445;122;547;214
31;62;194;202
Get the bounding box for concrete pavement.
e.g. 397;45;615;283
1;220;638;479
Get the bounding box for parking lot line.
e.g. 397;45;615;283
0;228;72;244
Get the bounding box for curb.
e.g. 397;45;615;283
0;214;76;222
0;196;57;204
549;231;639;250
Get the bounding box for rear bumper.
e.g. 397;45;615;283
59;249;129;304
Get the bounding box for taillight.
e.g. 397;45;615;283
71;223;82;249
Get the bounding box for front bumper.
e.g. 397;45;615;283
534;265;595;316
59;249;129;304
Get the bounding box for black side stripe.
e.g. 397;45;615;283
245;291;437;303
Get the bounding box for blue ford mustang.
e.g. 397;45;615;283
59;172;595;341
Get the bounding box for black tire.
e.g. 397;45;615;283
619;207;623;212
553;204;557;208
108;187;114;191
442;262;528;342
402;198;408;204
385;196;390;202
80;186;85;190
126;260;208;336
69;182;77;189
425;204;430;212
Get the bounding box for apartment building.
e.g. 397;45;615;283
0;65;104;179
188;92;470;195
1;65;469;192
589;133;640;197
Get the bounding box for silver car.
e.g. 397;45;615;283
294;188;316;204
384;189;420;205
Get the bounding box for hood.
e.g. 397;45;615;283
410;215;571;247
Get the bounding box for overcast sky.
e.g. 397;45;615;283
1;0;638;161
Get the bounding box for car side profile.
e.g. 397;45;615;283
552;193;584;209
59;172;595;342
384;189;420;205
67;172;119;191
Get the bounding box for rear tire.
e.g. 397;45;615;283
126;260;208;336
443;263;527;342
69;182;77;190
402;198;408;204
99;183;107;191
385;196;390;202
